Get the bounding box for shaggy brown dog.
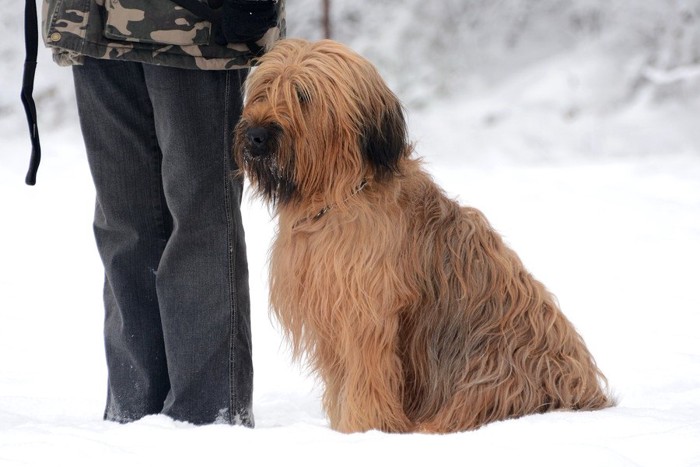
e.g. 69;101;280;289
234;39;613;433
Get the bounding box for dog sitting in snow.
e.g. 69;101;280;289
234;39;613;433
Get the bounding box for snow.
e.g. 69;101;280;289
2;2;700;466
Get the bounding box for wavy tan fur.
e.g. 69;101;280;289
234;39;613;433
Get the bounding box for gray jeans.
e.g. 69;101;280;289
72;57;253;426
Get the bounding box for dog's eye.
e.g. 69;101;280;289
249;94;267;105
296;87;310;105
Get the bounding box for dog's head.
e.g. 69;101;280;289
234;39;409;206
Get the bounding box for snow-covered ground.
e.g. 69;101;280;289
2;2;700;466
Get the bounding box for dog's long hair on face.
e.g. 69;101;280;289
234;39;613;434
235;39;408;211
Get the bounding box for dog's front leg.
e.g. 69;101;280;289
329;316;413;433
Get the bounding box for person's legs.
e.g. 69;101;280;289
143;64;253;426
73;57;253;426
73;58;171;422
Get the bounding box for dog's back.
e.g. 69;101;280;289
371;160;613;432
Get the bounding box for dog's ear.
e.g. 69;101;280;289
360;97;408;179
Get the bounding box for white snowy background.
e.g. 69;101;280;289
2;0;700;465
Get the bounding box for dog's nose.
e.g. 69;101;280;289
246;127;269;150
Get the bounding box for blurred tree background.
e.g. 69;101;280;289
2;0;699;136
290;0;700;106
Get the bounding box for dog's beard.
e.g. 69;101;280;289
241;144;297;206
234;121;297;205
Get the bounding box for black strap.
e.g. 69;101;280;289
22;0;41;186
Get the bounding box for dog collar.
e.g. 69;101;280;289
293;179;368;229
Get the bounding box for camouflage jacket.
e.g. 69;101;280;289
42;0;285;70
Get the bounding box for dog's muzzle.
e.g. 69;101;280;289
245;126;272;158
236;121;296;204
